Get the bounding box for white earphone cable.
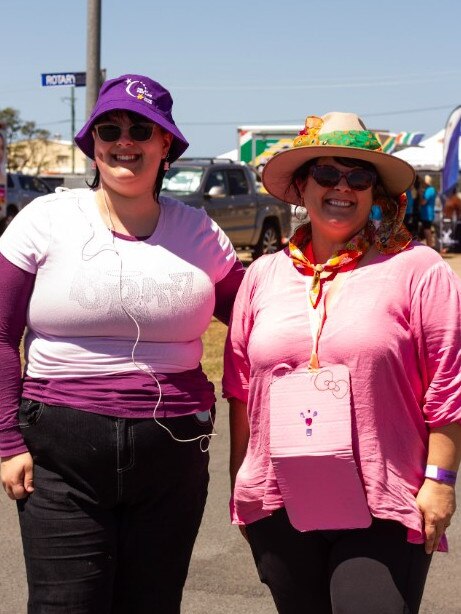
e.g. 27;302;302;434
99;187;216;451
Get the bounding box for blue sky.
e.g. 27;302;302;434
1;0;461;156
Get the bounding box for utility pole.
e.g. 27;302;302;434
71;87;75;173
62;87;76;173
85;0;102;173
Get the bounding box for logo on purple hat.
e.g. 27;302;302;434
125;78;153;106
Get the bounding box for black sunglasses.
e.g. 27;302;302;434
310;164;376;191
94;123;154;142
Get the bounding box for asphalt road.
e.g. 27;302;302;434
1;402;460;614
1;252;460;613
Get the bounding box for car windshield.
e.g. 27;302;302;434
162;167;203;194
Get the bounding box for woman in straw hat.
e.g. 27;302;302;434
0;74;244;613
223;112;461;613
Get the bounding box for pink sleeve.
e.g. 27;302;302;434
411;261;461;427
0;253;36;456
222;260;262;402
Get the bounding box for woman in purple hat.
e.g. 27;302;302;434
0;74;244;613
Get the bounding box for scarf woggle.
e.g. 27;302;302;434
288;226;371;307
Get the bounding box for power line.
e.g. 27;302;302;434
34;104;458;129
180;104;458;126
362;104;457;118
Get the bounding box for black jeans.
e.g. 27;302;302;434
246;508;432;614
17;399;213;614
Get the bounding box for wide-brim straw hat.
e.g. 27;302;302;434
262;112;416;205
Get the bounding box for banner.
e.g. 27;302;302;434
395;131;425;147
381;131;425;154
238;126;299;165
441;105;461;194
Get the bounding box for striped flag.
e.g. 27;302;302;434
380;132;424;154
441;106;461;194
381;135;396;153
394;132;425;147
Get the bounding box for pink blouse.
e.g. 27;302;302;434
223;243;461;550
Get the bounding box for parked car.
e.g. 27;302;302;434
38;174;90;191
5;172;52;217
161;158;292;259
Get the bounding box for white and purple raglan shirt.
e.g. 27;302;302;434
0;188;244;456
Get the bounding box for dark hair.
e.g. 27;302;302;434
86;110;168;200
87;166;167;200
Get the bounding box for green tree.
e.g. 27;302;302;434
0;107;22;142
0;107;51;173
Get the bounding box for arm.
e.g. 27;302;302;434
229;397;250;493
213;260;245;325
0;253;36;499
229;396;250;540
411;260;461;552
416;424;461;553
419;187;427;206
222;262;258;535
200;212;245;326
420;185;436;207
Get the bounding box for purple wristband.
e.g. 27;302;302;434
425;465;457;485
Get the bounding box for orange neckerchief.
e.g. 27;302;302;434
288;226;370;307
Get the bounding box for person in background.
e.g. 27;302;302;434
224;112;461;614
404;173;421;238
444;187;461;221
419;174;437;247
369;202;382;229
0;73;244;613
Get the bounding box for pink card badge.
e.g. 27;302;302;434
270;365;372;532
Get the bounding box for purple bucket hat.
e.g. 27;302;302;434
74;74;189;162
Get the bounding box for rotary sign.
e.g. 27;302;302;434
41;72;86;87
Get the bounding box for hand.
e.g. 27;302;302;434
1;452;34;500
238;524;249;543
416;478;456;554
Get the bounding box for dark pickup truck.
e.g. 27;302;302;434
161;158;292;259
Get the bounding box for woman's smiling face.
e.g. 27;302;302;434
93;111;172;198
300;156;374;245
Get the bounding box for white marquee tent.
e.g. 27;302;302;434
393;129;461;171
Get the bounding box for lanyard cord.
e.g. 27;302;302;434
306;267;356;370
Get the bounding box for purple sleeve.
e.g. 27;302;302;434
0;253;36;457
213;259;245;325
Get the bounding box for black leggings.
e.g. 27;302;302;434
246;508;432;614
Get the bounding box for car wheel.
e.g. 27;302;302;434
253;221;281;260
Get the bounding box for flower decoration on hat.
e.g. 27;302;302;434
292;114;384;152
293;116;323;148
